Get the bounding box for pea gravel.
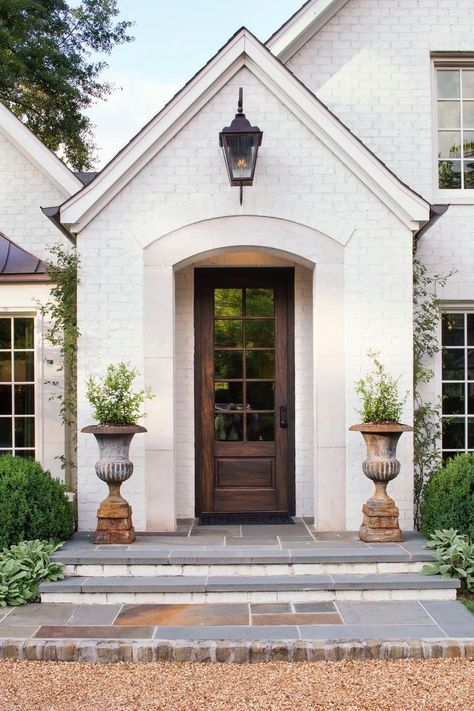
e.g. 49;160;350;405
0;659;472;711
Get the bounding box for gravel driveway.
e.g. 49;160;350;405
0;659;472;710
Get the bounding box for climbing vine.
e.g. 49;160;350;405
36;244;80;485
413;252;452;528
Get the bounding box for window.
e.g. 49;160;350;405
0;317;35;459
436;67;474;189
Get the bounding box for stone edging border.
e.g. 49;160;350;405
0;639;472;663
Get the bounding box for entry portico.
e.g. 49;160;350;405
57;29;429;533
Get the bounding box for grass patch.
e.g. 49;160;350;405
460;597;474;614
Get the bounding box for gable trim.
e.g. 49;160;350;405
0;103;82;196
266;0;351;63
59;28;429;233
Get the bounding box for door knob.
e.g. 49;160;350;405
280;406;288;428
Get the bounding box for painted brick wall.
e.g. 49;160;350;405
287;0;474;202
76;67;414;531
0;130;69;479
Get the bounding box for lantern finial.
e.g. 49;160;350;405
237;87;243;114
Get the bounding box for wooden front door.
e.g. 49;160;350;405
195;268;295;518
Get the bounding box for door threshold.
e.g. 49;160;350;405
198;513;295;525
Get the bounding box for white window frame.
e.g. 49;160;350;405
0;312;41;460
432;55;474;204
440;306;474;461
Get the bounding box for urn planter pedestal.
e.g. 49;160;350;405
82;424;147;544
349;423;413;543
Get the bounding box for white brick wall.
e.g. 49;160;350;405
0;130;69;479
76;66;415;531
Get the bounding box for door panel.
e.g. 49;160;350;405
195;268;294;516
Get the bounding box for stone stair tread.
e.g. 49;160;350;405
39;572;459;594
52;548;434;566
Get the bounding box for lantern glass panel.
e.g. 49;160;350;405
224;135;257;181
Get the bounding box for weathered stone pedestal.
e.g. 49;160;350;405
82;424;147;544
349;423;412;543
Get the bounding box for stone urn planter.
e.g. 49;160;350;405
349;422;412;543
82;424;147;544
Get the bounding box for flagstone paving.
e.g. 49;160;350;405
0;600;473;641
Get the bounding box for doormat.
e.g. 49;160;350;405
198;513;295;525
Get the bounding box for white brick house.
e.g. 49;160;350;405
1;0;472;532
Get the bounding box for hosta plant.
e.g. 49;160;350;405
0;540;64;607
421;529;474;592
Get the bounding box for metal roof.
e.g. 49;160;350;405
0;232;49;282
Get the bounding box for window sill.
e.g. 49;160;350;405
436;190;474;205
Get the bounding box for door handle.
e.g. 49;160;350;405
280;406;288;428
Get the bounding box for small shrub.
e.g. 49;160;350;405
0;455;75;549
420;529;474;592
355;351;407;423
0;540;64;607
86;362;154;425
420;453;474;540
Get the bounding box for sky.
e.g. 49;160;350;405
86;0;304;168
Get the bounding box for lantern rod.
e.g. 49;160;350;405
238;87;243;114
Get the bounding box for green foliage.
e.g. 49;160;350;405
355;351;407;423
86;362;154;425
36;244;79;477
461;597;474;614
0;455;75;549
0;0;133;169
0;540;64;607
421;529;474;592
420;453;474;540
413;255;453;528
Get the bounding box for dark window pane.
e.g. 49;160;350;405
468;419;474;448
15;450;35;460
467;315;474;346
463;132;474;158
246;320;274;348
214;412;243;441
246;381;274;410
214;320;243;347
0;353;11;381
437;70;460;99
246;289;274;317
0;319;11;349
442;348;465;380
438;131;461;158
214;289;242;317
15;417;34;447
463;102;474;129
247;413;274;442
214;351;243;380
14;384;34;415
214;382;243;407
468;383;474;414
464;161;474;189
443;382;465;415
14;352;34;382
442;450;460;464
442;313;464;346
14;318;34;349
0;385;12;415
246;350;275;378
468;350;474;380
439;160;462;189
438;101;460;128
442;417;465;449
0;419;12;448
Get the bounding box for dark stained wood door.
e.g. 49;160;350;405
195;268;295;517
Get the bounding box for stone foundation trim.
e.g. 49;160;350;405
0;638;472;663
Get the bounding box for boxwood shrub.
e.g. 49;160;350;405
420;453;474;540
0;455;75;549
